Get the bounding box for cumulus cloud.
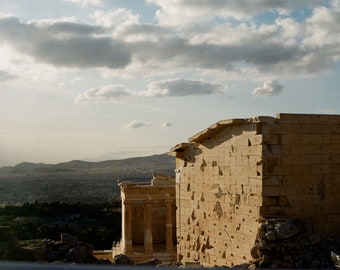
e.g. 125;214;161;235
147;0;321;25
124;120;150;129
91;9;139;28
0;15;131;69
65;0;104;7
1;2;339;78
252;80;284;97
75;79;225;103
140;79;225;98
75;85;131;103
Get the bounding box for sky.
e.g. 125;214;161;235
0;0;339;166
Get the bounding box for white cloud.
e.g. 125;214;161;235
91;9;139;28
124;120;150;129
161;121;173;128
65;0;104;7
140;79;225;98
75;79;225;103
1;2;339;82
303;5;340;48
147;0;321;25
75;85;131;103
124;120;173;129
252;80;284;97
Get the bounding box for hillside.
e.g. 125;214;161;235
0;154;175;205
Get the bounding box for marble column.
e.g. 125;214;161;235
144;200;153;253
165;200;173;251
122;200;132;254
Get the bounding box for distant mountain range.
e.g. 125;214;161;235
0;154;175;175
0;153;175;205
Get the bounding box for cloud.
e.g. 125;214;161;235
124;120;173;129
147;0;322;25
124;120;150;129
75;85;131;103
91;9;140;28
0;15;131;69
123;29;306;74
75;79;225;103
161;121;173;128
140;79;225;98
65;0;104;7
252;80;284;97
0;70;16;82
1;2;340;79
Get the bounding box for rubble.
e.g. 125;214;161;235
113;253;135;265
251;218;337;268
137;257;162;265
18;233;111;265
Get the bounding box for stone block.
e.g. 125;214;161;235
281;134;332;145
276;113;340;124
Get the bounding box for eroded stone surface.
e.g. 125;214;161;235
170;113;340;267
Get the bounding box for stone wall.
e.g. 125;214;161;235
171;113;340;267
260;114;340;236
174;121;264;267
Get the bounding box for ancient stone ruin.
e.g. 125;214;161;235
113;173;176;263
169;113;340;268
18;233;110;264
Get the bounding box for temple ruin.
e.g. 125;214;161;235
114;113;340;267
169;113;340;267
113;173;176;263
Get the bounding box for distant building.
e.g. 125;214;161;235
169;113;340;267
113;174;176;263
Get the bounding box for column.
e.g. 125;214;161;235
165;200;173;251
144;200;153;253
122;200;132;254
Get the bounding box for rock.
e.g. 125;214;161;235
250;246;260;260
264;231;276;241
311;259;320;267
19;244;46;261
113;254;134;265
67;246;86;263
61;233;78;247
18;233;110;265
79;242;94;258
252;218;334;269
273;219;302;239
137;258;162;266
231;263;250;269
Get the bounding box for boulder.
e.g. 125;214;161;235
252;218;334;269
113;254;134;265
61;233;78;247
67;246;86;263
